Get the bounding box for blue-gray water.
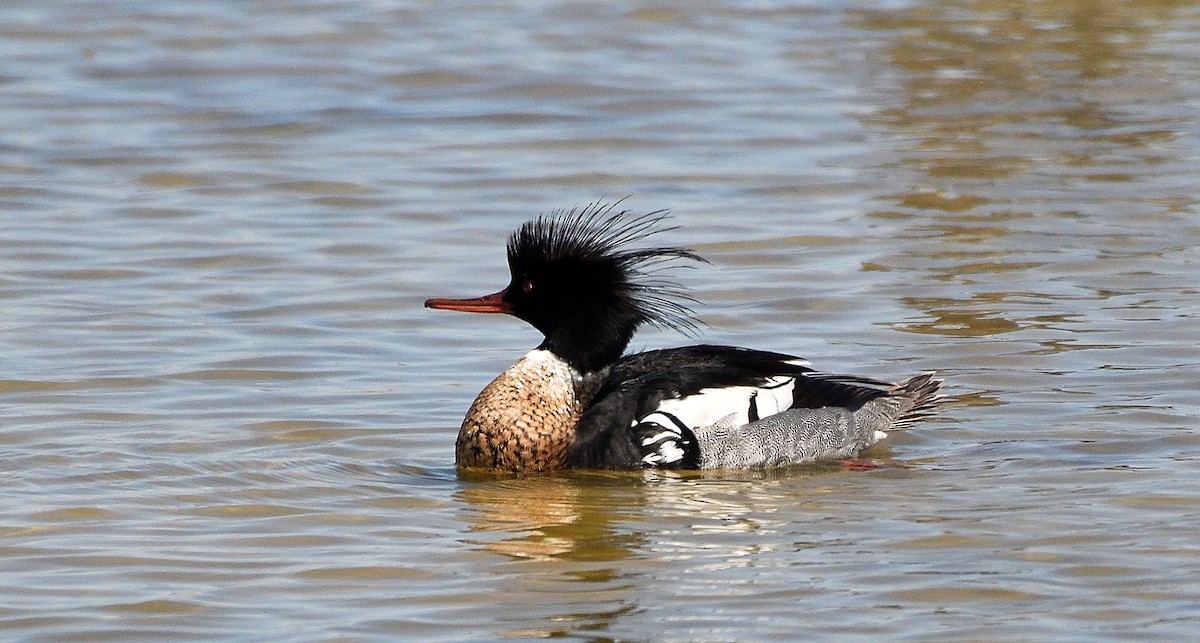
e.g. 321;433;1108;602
2;1;1199;640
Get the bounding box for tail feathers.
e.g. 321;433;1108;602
886;372;943;429
681;372;942;469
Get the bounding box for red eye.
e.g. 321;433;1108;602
522;280;534;294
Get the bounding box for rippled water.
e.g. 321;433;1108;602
3;1;1199;639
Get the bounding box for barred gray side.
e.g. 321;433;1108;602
693;372;942;469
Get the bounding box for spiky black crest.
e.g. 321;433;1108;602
508;201;705;333
503;201;707;372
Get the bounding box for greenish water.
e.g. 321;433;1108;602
2;0;1198;639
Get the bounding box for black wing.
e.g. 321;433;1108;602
565;345;894;469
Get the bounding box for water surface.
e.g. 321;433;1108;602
2;1;1199;640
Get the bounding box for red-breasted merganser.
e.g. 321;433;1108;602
426;202;942;473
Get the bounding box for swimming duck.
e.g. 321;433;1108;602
426;202;941;473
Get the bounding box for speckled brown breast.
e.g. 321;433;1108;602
455;350;596;473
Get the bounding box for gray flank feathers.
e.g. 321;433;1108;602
694;372;943;468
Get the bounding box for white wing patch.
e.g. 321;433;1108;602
637;411;695;466
641;376;797;432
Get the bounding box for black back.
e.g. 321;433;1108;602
566;345;891;468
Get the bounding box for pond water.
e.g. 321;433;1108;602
2;0;1198;640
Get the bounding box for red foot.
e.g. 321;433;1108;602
839;459;881;471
